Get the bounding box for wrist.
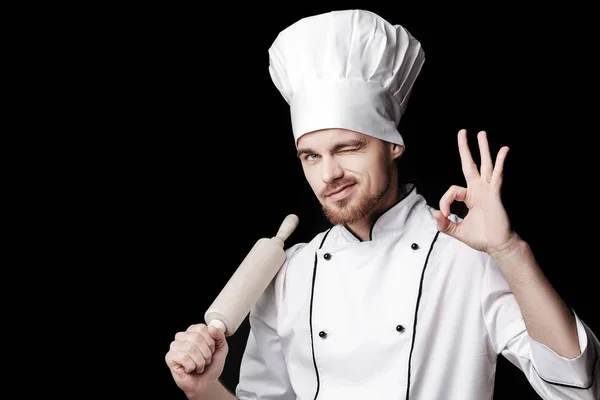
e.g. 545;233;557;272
186;379;230;400
185;386;207;400
488;232;525;261
186;391;201;400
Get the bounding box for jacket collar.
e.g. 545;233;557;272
338;182;427;242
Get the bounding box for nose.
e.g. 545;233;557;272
321;156;343;183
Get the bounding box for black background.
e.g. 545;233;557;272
105;2;599;399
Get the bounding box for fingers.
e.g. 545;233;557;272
491;146;510;187
457;129;479;182
166;349;201;375
435;185;466;237
170;335;213;373
439;185;468;217
477;131;493;181
187;324;217;353
459;129;510;189
165;324;217;375
432;209;459;236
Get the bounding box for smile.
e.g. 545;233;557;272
326;183;356;201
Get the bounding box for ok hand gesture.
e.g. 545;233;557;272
432;129;517;256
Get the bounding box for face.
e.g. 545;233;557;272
296;128;403;225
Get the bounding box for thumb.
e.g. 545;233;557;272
206;324;229;370
432;210;459;237
208;324;227;349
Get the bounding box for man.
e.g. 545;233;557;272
165;9;599;399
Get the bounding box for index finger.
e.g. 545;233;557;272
457;129;479;182
187;324;216;352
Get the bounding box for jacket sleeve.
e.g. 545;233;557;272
481;255;599;399
235;248;298;400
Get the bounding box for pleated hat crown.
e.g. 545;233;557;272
268;9;425;147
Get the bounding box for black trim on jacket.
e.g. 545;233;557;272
405;230;441;400
310;229;331;400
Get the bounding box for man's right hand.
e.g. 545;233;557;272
165;323;229;398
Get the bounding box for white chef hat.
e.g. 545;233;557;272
268;9;424;148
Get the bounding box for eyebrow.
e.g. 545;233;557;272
297;138;368;158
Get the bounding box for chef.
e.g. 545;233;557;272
165;9;599;399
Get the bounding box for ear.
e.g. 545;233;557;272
390;143;405;160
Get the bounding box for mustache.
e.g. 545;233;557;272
321;179;357;197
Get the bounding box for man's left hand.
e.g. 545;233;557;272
432;129;519;258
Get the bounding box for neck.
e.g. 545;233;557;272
344;176;403;241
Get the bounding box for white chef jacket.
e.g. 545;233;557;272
236;183;599;399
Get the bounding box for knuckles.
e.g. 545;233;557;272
187;323;208;333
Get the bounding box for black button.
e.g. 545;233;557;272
411;243;419;250
319;331;327;338
396;325;405;332
323;253;331;260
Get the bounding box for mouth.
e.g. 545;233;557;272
325;183;356;201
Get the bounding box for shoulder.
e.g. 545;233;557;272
282;228;332;264
253;228;332;316
273;228;332;287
